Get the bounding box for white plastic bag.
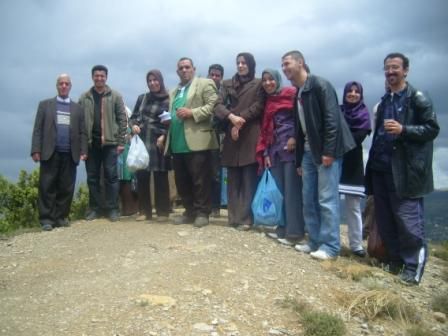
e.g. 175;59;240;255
126;135;149;172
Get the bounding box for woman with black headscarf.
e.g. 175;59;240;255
214;52;264;230
130;69;171;222
339;81;372;257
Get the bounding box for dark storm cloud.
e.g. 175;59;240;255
0;0;446;188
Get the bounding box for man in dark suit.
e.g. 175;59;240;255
31;74;88;231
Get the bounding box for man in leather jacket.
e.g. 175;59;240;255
365;52;439;285
281;50;355;260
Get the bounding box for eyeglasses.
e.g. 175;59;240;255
383;65;402;71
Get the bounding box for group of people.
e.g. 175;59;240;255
31;50;439;286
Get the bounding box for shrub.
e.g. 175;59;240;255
0;170;39;233
431;241;448;261
69;184;89;220
301;311;346;336
280;297;346;336
406;326;436;336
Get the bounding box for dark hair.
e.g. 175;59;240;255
91;65;108;76
208;64;224;77
384;52;409;69
236;52;256;79
282;50;310;73
177;57;194;67
282;50;305;62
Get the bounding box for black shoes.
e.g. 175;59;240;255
383;261;404;275
56;218;70;227
193;216;209;228
399;268;420;286
41;224;53;231
352;249;367;258
109;210;120;222
85;210;99;221
174;215;195;225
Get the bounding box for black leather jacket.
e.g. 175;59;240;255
294;75;355;166
365;83;439;198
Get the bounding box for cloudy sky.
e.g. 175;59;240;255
1;0;447;188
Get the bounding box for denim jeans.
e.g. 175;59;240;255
301;151;342;256
85;145;119;212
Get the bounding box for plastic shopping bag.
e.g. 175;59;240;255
251;169;284;227
126;135;149;172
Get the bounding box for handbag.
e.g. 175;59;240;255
126;135;149;172
365;197;387;261
251;169;284;226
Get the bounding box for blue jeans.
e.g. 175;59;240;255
85;145;119;213
301;151;342;256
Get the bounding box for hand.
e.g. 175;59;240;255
384;119;403;135
176;107;193;120
32;152;41;162
156;135;165;151
228;113;246;129
296;167;302;176
264;156;271;168
132;125;141;134
116;145;125;154
231;126;239;141
321;155;334;167
285;137;296;152
80;154;88;161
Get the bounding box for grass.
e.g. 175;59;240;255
431;290;448;314
431;241;448;261
301;311;346;336
280;297;346;336
337;289;419;323
320;259;375;282
406;326;437;336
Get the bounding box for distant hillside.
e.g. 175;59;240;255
424;190;448;241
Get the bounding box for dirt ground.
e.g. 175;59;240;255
0;211;447;336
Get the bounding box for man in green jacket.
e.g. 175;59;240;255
166;57;218;228
79;65;127;222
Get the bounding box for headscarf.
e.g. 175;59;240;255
255;71;297;171
146;69;169;99
233;52;256;89
262;68;282;95
341;81;371;131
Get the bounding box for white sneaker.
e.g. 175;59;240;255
310;250;335;261
277;238;295;246
267;232;278;239
294;244;312;253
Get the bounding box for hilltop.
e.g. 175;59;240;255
0;212;447;336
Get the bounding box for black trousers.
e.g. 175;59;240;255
38;152;77;226
227;163;258;227
172;151;212;218
210;149;222;210
136;170;170;218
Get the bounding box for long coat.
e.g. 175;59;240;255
31;97;87;164
214;78;264;167
130;93;171;171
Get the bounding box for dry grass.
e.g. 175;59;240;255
321;259;375;281
336;289;418;323
279;297;346;336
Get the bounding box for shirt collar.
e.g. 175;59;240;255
57;96;71;103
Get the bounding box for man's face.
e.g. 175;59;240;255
57;77;72;98
208;69;223;87
177;59;195;84
92;70;107;90
281;55;301;81
384;57;408;88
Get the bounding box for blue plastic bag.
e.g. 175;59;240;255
251;169;284;227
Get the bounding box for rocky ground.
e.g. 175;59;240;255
0;210;447;336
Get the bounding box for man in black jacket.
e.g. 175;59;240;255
365;52;439;285
31;74;88;231
281;50;355;260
